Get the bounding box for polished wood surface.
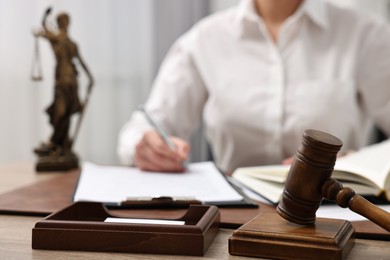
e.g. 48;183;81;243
0;162;389;259
0;162;54;193
230;130;352;259
230;212;355;260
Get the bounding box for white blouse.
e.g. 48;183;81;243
118;0;390;173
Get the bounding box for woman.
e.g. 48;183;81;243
118;0;390;174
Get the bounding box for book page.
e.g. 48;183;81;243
73;161;243;204
335;139;390;189
232;173;283;204
233;165;290;183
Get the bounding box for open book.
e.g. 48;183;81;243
232;139;390;204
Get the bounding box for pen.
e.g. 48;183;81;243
138;105;176;150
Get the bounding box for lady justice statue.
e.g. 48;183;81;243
32;7;94;171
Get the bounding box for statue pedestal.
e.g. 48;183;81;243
35;151;79;172
229;212;355;260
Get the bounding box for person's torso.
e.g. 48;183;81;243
186;2;374;172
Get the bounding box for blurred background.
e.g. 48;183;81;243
0;0;389;166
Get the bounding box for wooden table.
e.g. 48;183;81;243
0;162;389;259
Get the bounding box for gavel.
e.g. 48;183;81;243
276;129;390;232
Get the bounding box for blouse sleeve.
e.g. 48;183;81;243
117;30;208;165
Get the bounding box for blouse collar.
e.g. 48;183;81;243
234;0;329;32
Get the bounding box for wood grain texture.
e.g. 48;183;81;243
0;162;389;259
229;212;355;259
0;214;388;259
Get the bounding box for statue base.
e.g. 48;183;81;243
35;145;79;172
36;152;79;172
229;212;355;260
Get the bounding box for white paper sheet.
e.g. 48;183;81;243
104;218;185;225
73;161;243;204
316;204;390;221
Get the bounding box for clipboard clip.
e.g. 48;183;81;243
120;196;202;208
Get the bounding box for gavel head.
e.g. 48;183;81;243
276;129;343;225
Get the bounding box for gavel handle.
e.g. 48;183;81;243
322;178;390;232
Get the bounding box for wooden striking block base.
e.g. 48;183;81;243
229;212;355;260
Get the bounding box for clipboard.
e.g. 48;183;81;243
99;179;257;208
204;176;258;207
72;161;258;208
32;201;220;256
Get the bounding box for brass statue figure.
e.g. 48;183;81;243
32;7;94;171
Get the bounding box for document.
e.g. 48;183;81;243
73;161;245;206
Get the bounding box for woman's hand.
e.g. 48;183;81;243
282;156;294;165
134;130;190;172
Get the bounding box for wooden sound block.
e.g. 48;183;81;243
229;212;355;260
